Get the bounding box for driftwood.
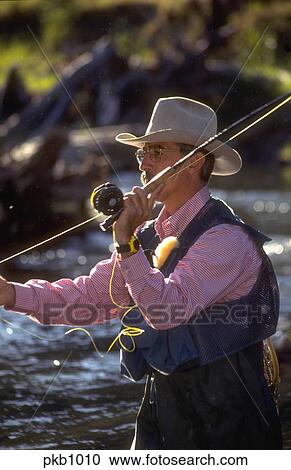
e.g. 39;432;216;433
0;32;289;238
66;124;145;170
0;32;287;165
0;39;120;152
0;35;251;157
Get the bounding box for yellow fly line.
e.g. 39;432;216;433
1;92;290;359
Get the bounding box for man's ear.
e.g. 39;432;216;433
186;152;205;176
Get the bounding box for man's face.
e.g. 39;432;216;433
135;142;206;206
136;142;182;186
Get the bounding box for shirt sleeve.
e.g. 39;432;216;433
118;224;262;329
9;251;132;326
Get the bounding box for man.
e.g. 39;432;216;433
0;97;282;449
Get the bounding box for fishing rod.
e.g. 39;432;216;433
0;91;290;266
91;91;291;231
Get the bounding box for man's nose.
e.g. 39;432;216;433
139;153;154;172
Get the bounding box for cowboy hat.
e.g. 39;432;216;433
115;96;242;176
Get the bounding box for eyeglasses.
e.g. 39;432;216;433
135;146;177;165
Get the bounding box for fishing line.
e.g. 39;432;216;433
2;94;289;265
0;213;143;354
1;92;290;355
104;91;291;350
0;214;101;265
20;26;288;353
106;231;145;352
0;231;144;354
162;93;291;184
0;315;103;358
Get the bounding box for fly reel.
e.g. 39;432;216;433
90;183;124;231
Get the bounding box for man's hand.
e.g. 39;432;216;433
113;185;163;245
0;276;16;308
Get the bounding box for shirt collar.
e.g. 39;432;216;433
155;185;211;239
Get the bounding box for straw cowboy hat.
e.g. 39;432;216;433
115;96;242;176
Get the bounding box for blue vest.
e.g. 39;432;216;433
119;197;280;382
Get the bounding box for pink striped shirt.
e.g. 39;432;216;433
11;185;262;328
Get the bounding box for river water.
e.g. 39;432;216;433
0;171;291;449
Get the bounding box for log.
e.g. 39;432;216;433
0;39;118;152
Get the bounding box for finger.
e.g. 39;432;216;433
125;187;149;219
123;197;141;217
124;189;144;204
132;187;149;215
123;194;144;219
123;191;139;210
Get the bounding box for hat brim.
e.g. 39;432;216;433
115;130;242;176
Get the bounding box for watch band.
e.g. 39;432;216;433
115;235;140;254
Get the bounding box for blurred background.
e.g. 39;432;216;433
0;0;290;450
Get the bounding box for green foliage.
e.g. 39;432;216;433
0;40;58;93
40;0;76;50
0;0;40;16
0;0;290;93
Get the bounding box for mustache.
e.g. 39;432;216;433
140;171;154;185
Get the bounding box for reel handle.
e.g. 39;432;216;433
90;173;168;231
99;209;123;232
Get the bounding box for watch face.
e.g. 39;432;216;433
116;236;140;254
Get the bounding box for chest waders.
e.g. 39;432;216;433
120;197;282;449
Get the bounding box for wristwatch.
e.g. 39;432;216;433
115;235;140;254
